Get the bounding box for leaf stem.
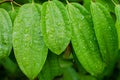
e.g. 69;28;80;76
0;0;21;6
11;1;15;11
32;0;34;3
13;1;21;6
66;0;69;4
0;0;10;4
112;0;117;6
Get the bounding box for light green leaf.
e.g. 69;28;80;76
13;3;48;79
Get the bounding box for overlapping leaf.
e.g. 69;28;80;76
115;4;120;49
90;2;118;64
0;8;12;59
67;3;105;76
38;52;62;80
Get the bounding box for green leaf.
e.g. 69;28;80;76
66;3;105;76
115;4;120;49
0;57;18;74
83;0;115;13
8;4;20;22
0;8;12;59
96;0;115;13
9;8;18;23
83;0;91;11
90;2;118;64
38;51;62;80
71;2;93;26
63;67;79;80
13;3;48;79
0;2;12;12
78;74;97;80
41;0;71;55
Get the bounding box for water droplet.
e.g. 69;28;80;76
81;16;84;20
